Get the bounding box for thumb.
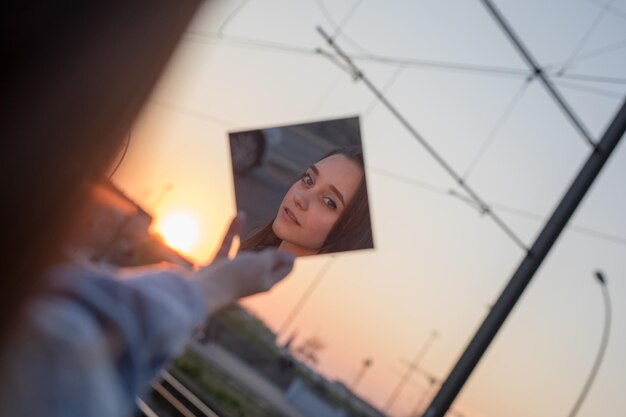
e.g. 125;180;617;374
262;250;295;288
213;212;247;261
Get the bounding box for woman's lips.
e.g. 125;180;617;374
283;207;300;226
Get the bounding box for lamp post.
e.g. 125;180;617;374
352;357;373;391
384;330;439;413
409;375;438;417
566;270;612;417
152;183;173;211
277;257;335;336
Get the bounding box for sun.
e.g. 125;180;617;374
156;212;200;253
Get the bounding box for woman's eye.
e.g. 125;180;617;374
302;173;314;186
323;197;337;210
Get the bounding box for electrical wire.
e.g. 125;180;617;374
309;72;345;116
489;202;626;246
216;0;250;37
556;0;616;75
584;0;626;21
371;166;626;247
277;257;336;336
461;77;533;181
353;52;626;86
185;31;318;55
316;0;374;55
186;29;626;88
310;0;369;117
553;78;624;99
331;0;365;40
108;129;131;179
351;52;530;79
363;65;406;117
370;166;451;196
182;8;625;249
183;28;625;249
148;99;236;127
318;25;529;251
555;72;626;85
186;30;626;88
566;272;612;417
204;30;532;79
480;0;597;148
545;38;626;72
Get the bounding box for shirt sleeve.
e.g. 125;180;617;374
0;262;208;417
44;263;207;408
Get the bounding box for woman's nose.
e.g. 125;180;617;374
293;191;308;211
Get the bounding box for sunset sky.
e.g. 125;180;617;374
112;1;626;416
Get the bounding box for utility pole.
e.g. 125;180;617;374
409;375;438;417
421;101;626;417
384;330;438;413
351;357;373;391
277;257;335;336
566;271;612;417
152;183;173;211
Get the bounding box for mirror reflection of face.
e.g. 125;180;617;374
272;154;363;256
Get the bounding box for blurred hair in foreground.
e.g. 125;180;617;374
0;1;202;348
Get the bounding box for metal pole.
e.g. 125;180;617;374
152;183;173;211
317;26;529;252
351;358;373;391
566;271;612;417
421;101;626;417
481;0;597;148
410;377;438;417
384;331;438;412
277;257;335;336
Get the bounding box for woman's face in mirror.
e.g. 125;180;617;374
272;154;363;256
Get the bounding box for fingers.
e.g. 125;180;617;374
196;248;295;310
213;212;246;260
260;250;295;290
272;251;295;275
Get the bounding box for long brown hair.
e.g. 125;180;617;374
240;146;374;254
1;1;200;348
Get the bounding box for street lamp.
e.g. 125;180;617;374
384;330;439;413
409;375;439;417
151;183;173;210
277;257;335;336
566;270;612;417
352;357;373;391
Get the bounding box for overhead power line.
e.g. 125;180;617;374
309;0;368;117
309;73;345;116
554;72;626;86
185;30;531;79
148;99;236;127
546;38;626;70
421;98;626;417
216;0;250;37
326;0;365;41
481;0;597;148
184;31;626;86
108;129;131;179
277;257;336;336
553;79;625;99
462;77;533;181
584;0;626;21
371;166;626;248
316;0;374;55
351;52;530;79
185;31;318;55
363;65;406;117
556;0;617;75
318;26;529;251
